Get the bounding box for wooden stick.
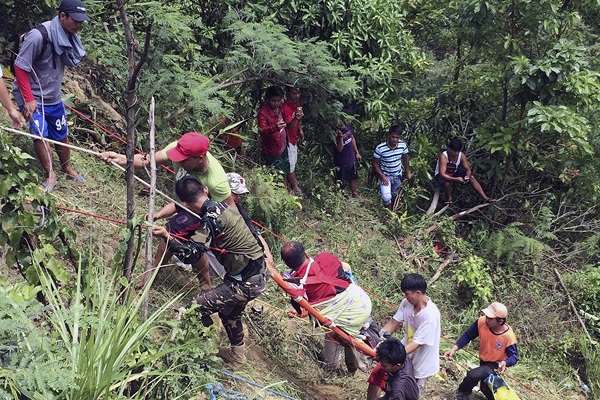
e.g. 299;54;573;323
553;268;593;342
142;97;157;318
450;202;491;220
1;125;104;156
428;253;457;285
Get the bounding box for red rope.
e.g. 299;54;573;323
56;204;227;254
56;205;126;225
65;104;176;175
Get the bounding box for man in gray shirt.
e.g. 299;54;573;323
13;0;88;191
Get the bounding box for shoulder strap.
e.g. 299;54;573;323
34;24;50;50
32;24;54;68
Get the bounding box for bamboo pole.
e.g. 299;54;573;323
142;97;157;318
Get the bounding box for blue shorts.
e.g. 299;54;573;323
28;102;68;142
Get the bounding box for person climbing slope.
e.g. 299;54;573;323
368;274;441;399
434;137;492;204
373;124;411;208
13;0;89;191
370;337;420;400
335;123;361;197
281;86;305;196
280;241;372;373
152;176;268;366
257;86;302;195
444;302;519;400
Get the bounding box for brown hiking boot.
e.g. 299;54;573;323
217;345;246;366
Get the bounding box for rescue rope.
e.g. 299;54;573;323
64;104;176;175
1;124;378;357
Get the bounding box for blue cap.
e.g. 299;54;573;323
58;0;89;22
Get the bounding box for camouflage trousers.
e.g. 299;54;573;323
196;262;267;346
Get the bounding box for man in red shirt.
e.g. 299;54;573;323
282;86;304;194
281;241;372;373
257;86;302;195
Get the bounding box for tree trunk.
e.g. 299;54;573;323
117;0;152;281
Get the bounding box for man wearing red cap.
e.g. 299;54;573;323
444;302;519;400
101;131;233;204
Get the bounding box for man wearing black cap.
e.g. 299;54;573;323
13;0;88;192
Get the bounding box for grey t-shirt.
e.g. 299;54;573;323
14;21;64;105
381;359;420;400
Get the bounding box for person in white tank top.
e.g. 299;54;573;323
434;137;492;203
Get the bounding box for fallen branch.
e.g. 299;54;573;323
393;235;408;258
450;202;491;220
428;253;457;285
554;268;593;342
425;189;440;215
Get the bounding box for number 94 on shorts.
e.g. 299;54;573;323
29;102;69;142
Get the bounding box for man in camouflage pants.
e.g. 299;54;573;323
153;176;267;365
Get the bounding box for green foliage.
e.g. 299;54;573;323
455;255;493;304
0;134;75;291
581;340;600;399
244;167;301;231
36;259;183;400
0;280;72;400
148;306;218;398
566;266;600;338
484;223;549;266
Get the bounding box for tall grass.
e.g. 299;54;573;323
582;340;600;399
37;259;181;400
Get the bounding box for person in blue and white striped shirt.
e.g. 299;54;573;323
372;124;411;208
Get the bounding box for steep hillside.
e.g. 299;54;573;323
1;86;589;400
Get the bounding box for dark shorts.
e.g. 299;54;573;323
264;151;290;174
336;164;358;182
434;165;467;189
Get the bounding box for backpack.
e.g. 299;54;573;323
11;24;53;73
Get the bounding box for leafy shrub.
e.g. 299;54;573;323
0;280;72;399
243;166;301;232
455;255;493;304
566;266;600;338
483;224;549;267
0;134;75;292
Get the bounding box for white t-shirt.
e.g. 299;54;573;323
392;298;441;379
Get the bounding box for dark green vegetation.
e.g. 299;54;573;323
1;0;600;399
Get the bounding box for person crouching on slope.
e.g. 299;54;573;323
434;137;492;204
373;337;420;400
280;241;372;373
444;302;519;400
152;176;268;366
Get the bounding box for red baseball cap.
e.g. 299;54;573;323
166;132;210;162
